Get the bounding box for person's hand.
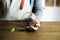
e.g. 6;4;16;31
25;19;40;31
26;15;40;31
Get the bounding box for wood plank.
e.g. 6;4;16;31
0;21;60;40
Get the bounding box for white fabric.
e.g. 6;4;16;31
5;0;32;20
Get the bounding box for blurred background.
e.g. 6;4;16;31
0;0;60;21
0;0;60;40
41;0;60;21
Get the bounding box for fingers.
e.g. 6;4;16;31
36;23;40;27
30;26;38;31
25;20;40;31
26;23;39;31
30;23;40;31
25;26;38;31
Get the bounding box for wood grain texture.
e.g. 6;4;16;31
0;21;60;40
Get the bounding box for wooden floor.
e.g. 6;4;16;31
0;21;60;40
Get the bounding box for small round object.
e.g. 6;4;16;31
18;27;25;31
10;27;15;32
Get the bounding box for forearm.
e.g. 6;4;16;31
32;0;43;21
